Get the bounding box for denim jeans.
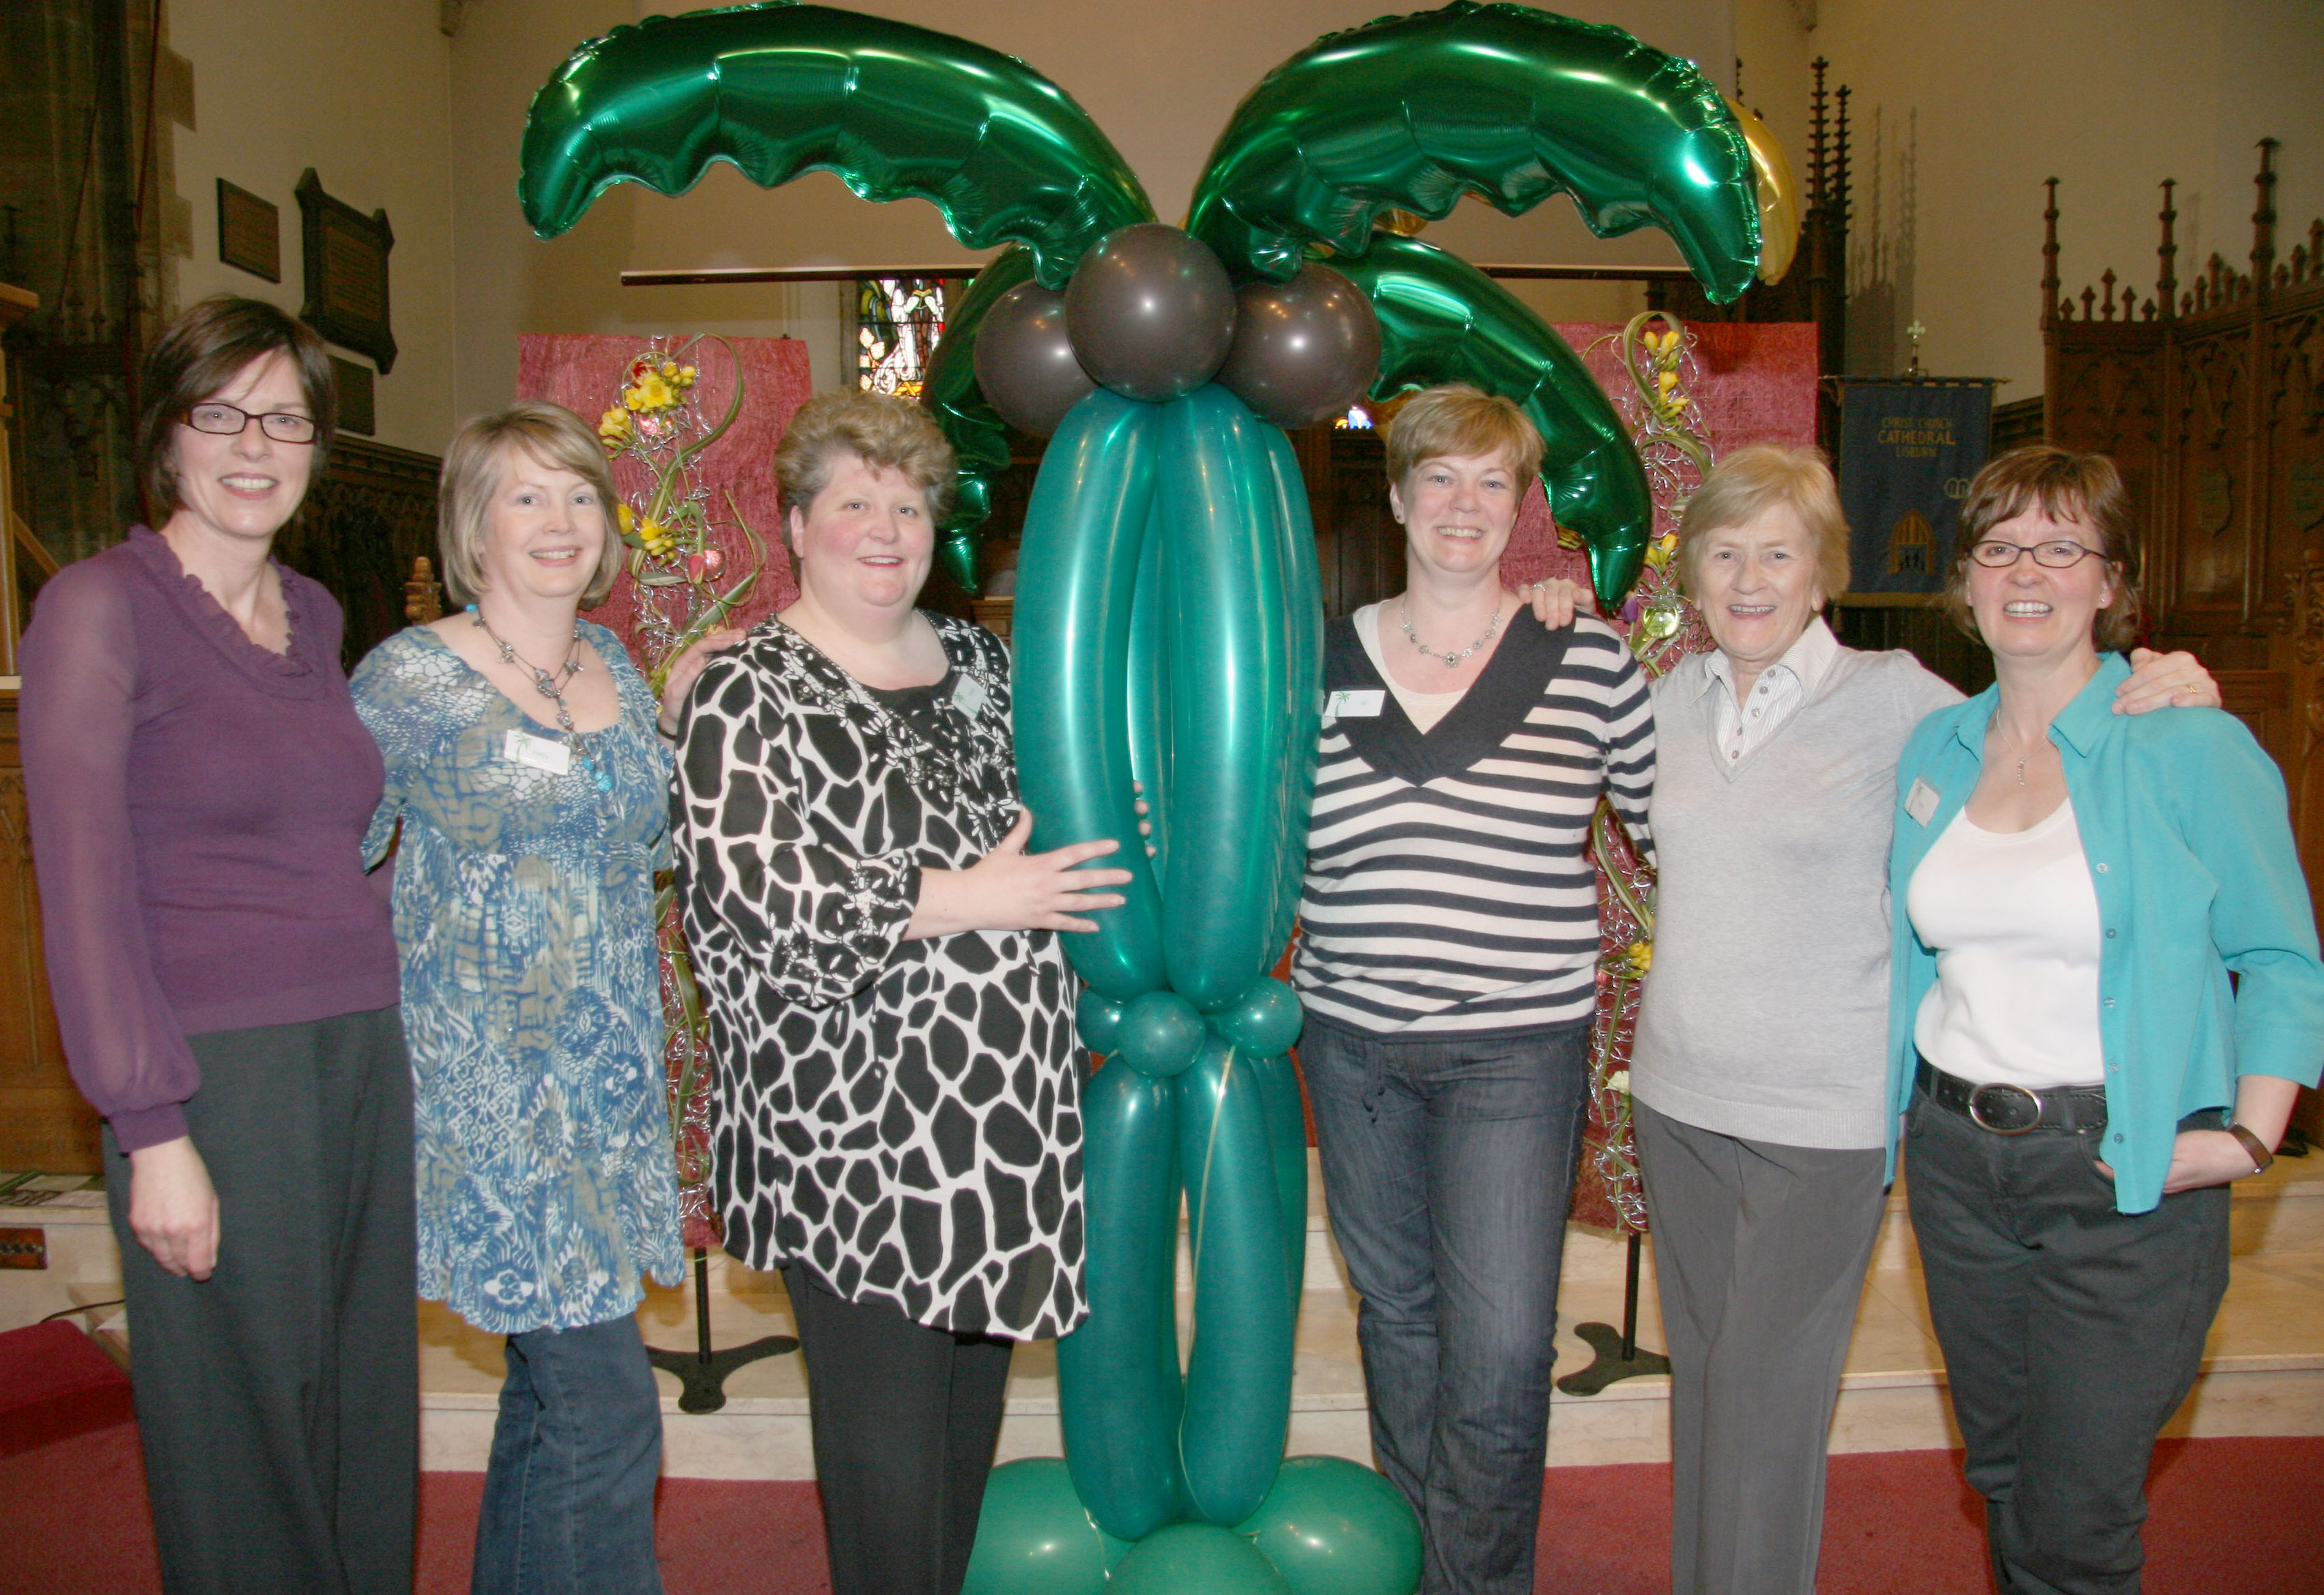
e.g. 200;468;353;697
472;1313;666;1595
1906;1085;2230;1595
1301;1016;1591;1595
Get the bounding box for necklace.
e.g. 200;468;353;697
468;604;611;793
2015;757;2028;787
1400;597;1503;670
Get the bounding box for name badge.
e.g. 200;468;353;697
1326;688;1386;720
504;727;573;775
952;674;991;718
1905;776;1940;827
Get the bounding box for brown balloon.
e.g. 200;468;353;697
1215;264;1383;431
1063;223;1237;402
972;281;1098;436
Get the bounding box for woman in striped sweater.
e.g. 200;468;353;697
1290;384;1654;1595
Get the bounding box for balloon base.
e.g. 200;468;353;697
1554;1320;1671;1396
643;1248;800;1414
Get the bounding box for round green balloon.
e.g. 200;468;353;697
1111;1523;1294;1595
1077;988;1126;1052
959;1458;1109;1595
1232;1457;1422;1595
1213;978;1305;1056
1116;989;1205;1077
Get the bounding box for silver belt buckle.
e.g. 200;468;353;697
1968;1081;2043;1135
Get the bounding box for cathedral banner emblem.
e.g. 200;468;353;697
1838;378;1996;596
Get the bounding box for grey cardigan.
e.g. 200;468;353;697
1629;643;1959;1149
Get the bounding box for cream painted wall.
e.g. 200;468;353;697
447;0;1740;419
165;0;456;455
1734;0;2324;392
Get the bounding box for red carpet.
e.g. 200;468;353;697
0;1321;135;1457
3;1425;2318;1593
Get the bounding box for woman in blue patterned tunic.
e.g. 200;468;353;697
354;401;728;1595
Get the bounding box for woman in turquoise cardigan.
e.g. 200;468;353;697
1886;444;2324;1594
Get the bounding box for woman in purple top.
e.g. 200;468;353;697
19;297;414;1595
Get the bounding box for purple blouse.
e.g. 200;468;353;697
19;527;401;1153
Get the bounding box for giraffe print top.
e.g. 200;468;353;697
673;612;1087;1339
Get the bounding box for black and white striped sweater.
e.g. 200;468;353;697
1291;610;1654;1036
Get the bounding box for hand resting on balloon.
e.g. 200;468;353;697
907;810;1133;938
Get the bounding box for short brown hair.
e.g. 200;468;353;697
1383;384;1544;503
137;296;337;518
1943;445;2142;651
436;401;624;608
774;390;955;541
1673;443;1852;600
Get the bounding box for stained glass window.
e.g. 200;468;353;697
855;277;949;399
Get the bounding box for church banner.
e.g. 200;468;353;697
1839;379;1996;596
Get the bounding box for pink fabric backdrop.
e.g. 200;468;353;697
515;333;815;636
1500;320;1822;593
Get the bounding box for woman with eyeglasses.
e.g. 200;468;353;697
18;296;417;1595
1888;444;2324;1592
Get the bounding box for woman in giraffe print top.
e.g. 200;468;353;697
672;389;1132;1595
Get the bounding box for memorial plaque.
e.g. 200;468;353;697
216;180;280;282
295;168;397;373
331;357;375;436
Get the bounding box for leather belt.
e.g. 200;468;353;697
1914;1058;2108;1135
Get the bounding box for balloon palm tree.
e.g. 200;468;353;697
521;5;1763;1588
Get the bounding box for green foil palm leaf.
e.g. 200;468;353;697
1186;1;1759;301
520;3;1154;288
1333;234;1654;605
920;245;1039;562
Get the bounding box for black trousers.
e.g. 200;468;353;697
1905;1084;2229;1595
102;1006;416;1595
783;1266;1015;1595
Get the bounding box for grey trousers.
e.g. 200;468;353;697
1905;1086;2229;1595
1633;1100;1888;1595
102;1006;416;1595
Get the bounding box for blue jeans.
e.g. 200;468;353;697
472;1313;666;1595
1301;1017;1591;1595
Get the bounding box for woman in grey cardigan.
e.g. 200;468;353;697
1527;443;2213;1595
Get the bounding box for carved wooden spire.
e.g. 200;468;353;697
2041;177;2061;327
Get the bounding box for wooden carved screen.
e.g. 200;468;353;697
2043;141;2324;1136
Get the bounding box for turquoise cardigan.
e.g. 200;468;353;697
1886;653;2324;1213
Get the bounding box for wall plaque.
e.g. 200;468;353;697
331;357;375;436
295;169;396;374
216;180;280;282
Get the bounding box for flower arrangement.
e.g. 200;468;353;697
597;337;768;694
597;336;767;1245
1574;309;1720;1234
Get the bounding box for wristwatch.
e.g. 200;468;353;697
2226;1123;2275;1176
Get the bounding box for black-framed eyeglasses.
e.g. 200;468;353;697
1966;538;2104;569
181;402;319;444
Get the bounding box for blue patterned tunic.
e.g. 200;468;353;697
354;620;682;1334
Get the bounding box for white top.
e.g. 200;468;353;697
1701;615;1841;766
1354;602;1469;733
1907;798;2108;1090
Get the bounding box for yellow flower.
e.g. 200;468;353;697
632;372;677;411
679;365;697;386
1624;940;1653;978
617;504;636;537
661;361;679;378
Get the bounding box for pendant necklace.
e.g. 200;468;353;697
468;605;612;793
1400;598;1503;670
2015;757;2028;787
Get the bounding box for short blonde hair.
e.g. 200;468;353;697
437;402;623;608
1943;445;2142;651
1383;384;1544;502
774;389;955;541
1674;443;1852;600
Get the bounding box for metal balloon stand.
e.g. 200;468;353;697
644;1247;798;1414
1555;1231;1670;1397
